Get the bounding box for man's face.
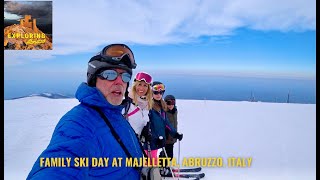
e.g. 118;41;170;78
96;68;129;106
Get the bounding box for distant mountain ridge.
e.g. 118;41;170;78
8;93;73;100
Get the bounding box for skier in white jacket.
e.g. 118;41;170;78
126;72;153;137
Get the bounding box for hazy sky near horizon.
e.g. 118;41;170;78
4;0;316;81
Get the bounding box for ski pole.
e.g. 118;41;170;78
147;142;151;158
147;122;152;160
147;131;152;166
159;136;176;180
145;130;152;180
177;139;181;180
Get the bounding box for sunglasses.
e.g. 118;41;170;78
135;72;152;84
166;99;175;105
99;44;137;69
98;69;132;83
153;91;164;95
152;84;165;91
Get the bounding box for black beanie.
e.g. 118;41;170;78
164;95;175;101
152;81;164;87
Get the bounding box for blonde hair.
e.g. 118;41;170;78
130;80;153;110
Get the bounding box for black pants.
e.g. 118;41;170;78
159;144;174;167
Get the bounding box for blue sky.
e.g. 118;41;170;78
4;0;316;98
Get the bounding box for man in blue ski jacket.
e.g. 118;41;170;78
27;44;144;179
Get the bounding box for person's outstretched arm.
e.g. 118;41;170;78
27;113;96;180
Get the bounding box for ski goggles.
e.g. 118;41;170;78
99;44;137;69
97;69;132;83
166;99;175;105
152;84;165;91
135;72;152;84
153;90;165;95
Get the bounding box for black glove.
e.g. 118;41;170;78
156;136;166;147
145;132;152;142
141;125;152;142
174;132;183;141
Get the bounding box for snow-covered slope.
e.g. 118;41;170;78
4;97;316;179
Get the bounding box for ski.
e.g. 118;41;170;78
162;172;205;179
171;167;202;173
162;177;200;180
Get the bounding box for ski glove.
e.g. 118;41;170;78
174;132;183;141
144;132;152;142
141;123;152;142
